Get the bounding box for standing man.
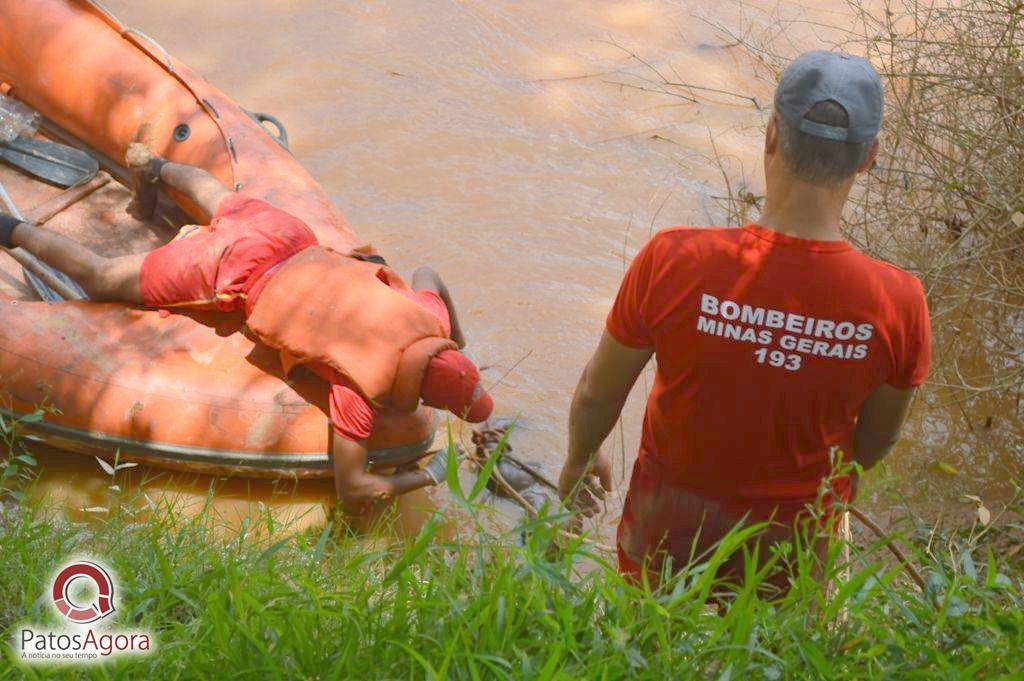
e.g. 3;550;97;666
559;52;931;588
0;149;493;514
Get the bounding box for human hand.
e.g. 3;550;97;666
558;451;613;519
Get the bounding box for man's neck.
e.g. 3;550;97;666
756;177;851;241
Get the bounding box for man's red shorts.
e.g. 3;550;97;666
139;194;317;312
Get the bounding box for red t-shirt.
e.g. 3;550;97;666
609;225;930;547
246;264;451;441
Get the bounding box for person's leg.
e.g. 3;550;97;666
126;141;232;219
157;162;232;217
10;222;146;303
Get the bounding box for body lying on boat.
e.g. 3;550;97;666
0;0;441;477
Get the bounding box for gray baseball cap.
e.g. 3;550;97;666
774;50;884;143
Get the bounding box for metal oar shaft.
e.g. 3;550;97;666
3;245;84;301
0;180;85;301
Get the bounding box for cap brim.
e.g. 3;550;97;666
461;389;493;423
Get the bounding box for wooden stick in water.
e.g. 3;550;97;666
472;426;559;491
501;452;558;491
848;504;927;592
464;447;615;554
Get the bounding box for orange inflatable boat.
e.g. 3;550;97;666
0;0;437;477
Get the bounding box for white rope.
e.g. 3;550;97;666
124;28;175;73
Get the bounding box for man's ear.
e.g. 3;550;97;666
765;114;779;155
858;139;880;173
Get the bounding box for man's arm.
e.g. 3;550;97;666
852;383;916;472
411;266;466;348
559;330;654;516
332;433;437;515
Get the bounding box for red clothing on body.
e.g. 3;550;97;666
607;224;930;571
278;288;451;441
139;193;318;311
139;194;452;442
245;253;452;442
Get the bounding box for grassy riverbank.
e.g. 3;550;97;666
2;437;1023;679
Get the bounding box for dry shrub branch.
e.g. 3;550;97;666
845;0;1023;413
711;0;1023;434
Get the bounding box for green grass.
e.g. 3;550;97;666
1;423;1023;679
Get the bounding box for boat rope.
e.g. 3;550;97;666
123;28;175;73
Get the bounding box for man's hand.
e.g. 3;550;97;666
559;330;650;521
558;450;613;518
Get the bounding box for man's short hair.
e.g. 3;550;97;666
775;99;875;186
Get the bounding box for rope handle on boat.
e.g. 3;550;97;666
245;110;290;150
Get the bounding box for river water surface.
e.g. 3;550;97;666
29;0;1020;541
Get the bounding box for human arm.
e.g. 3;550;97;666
411;266;466;348
559;330;654;516
852;383;916;473
332;433;442;514
323;378;445;514
849;278;930;492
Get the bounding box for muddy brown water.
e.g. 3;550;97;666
25;0;1021;541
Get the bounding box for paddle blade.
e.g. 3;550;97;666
0;136;98;187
